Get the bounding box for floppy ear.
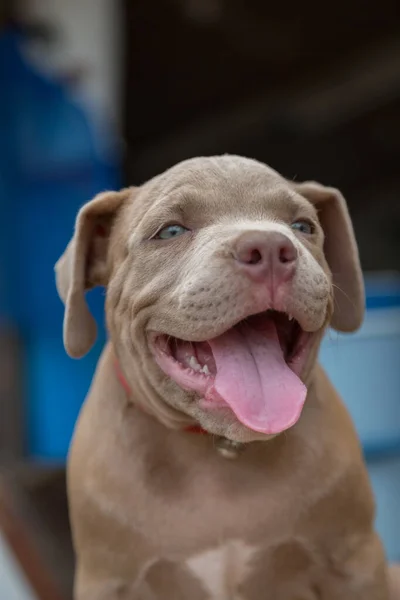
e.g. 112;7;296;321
293;181;364;332
55;189;130;358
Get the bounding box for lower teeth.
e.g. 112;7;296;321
188;355;210;375
189;356;201;371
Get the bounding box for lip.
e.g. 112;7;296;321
149;332;214;398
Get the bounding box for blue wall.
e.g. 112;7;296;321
0;30;117;458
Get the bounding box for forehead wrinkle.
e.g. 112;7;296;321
285;187;318;215
261;185;302;208
144;181;207;214
143;187;212;225
213;215;287;233
264;187;319;219
149;174;208;200
127;191;207;248
144;200;185;224
127;205;185;248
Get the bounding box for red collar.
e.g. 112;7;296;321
114;358;208;435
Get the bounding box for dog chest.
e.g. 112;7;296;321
185;540;257;600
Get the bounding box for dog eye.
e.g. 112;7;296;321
155;224;189;240
291;220;314;235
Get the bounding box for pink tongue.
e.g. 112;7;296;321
208;321;307;434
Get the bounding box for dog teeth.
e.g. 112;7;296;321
189;356;202;372
188;355;210;375
288;314;294;321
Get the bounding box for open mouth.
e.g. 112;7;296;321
150;310;313;435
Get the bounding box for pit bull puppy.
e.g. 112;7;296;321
56;156;393;599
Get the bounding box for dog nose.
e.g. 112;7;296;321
233;231;297;283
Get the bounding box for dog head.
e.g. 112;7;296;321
56;156;364;442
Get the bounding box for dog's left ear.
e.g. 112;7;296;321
293;181;364;332
55;189;131;358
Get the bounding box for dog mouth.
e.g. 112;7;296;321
150;310;313;435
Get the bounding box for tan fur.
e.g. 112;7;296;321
55;156;396;599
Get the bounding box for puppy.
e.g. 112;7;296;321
56;156;391;599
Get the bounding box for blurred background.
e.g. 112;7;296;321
0;1;399;598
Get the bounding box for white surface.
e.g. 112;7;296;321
0;533;37;600
16;0;122;157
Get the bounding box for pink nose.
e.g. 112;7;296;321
233;231;297;284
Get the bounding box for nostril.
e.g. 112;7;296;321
278;243;297;264
234;232;296;271
248;249;262;264
279;247;290;264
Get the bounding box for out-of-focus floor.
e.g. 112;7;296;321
0;467;74;600
0;532;37;600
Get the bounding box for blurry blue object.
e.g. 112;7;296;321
365;272;400;311
320;306;400;451
369;457;400;562
26;325;106;461
0;174;14;322
320;276;400;561
0;28;119;458
1;29;97;178
0;29;118;330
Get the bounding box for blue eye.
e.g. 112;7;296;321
155;224;189;240
291;220;314;235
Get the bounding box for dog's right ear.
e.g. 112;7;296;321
55;189;131;358
292;181;364;332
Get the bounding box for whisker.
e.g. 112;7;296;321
331;282;356;308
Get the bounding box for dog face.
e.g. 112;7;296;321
56;156;364;442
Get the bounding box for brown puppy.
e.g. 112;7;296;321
56;156;391;599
